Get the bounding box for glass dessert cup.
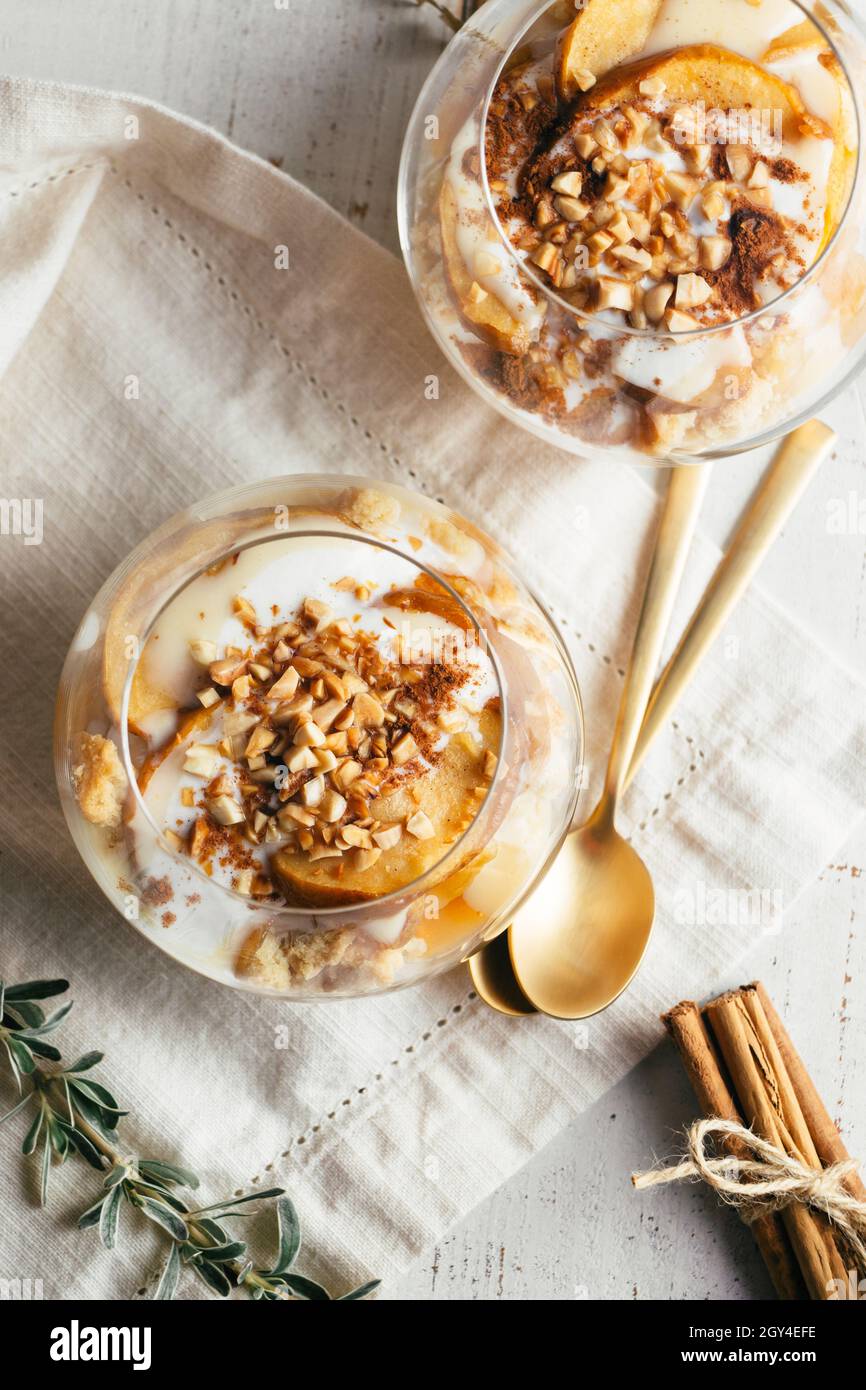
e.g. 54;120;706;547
398;0;866;465
55;476;583;1001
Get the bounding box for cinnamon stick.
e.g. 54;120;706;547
662;1000;806;1300
704;987;850;1300
750;981;866;1203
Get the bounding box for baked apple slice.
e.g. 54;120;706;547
555;0;664;101
439;180;536;356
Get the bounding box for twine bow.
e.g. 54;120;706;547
632;1116;866;1270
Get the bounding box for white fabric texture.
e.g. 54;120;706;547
1;78;865;1299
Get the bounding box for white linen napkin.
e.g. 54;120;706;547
1;77;865;1299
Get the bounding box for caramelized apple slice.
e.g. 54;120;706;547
555;0;664;101
439;180;535;356
272;708;501;908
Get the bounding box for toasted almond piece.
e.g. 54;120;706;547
319;789;348;824
243;726;275;760
267;666;300;700
596;276;634;312
353;692;386;727
234;869;253;896
391;732;419;766
332;759;364;792
293;720;326;748
312;698;347;732
406;810;435;840
333;575;357;591
313;748;338;773
529;241;560;276
352;847;382;872
554;194;591;223
303;597;332;630
700;180;728;221
196;687;220;709
233;595;257;625
604;173;629;203
232;674;251;701
664;171;700;211
279;803;317;828
675;272;713;309
683;144;712;175
726;145;753;183
610;244;653;272
209;657;246;687
341;823;373;849
183;743;221;778
665;307;700;333
272;692;313;727
291;656;324;678
467;281;488;305
286;745;319;773
272;639;292;663
593;118;618;152
323;731;350;755
475;249;503;277
573;132;597;160
207;793;245;826
189;639;217;666
483;750;499;778
639;75;666;96
644;281;674;323
551;170;584;198
748;159;770;189
373;823;403;851
163;828;185;853
301;775;325;808
699;235;733;271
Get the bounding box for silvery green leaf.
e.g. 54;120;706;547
0;1093;33;1125
99;1184;123;1249
68;1077;125;1115
4;979;69;1002
193;1187;284;1215
23;1038;62;1062
139;1196;189;1242
66;1086;117;1140
236;1259;254;1283
153;1242;181;1301
48;1116;69;1160
265;1194;301;1275
78;1196;108;1229
196;1218;228;1243
6;1000;44;1028
193;1259;232;1297
104;1164;128;1189
136;1180;190;1214
251;1286;265;1300
7;1037;35;1074
40;1135;51;1205
62;1122;106;1170
281;1273;331;1300
201;1241;246;1264
17;1000;73;1036
63;1052;104;1074
138;1159;200;1189
21;1105;44;1155
1;1040;22;1093
337;1280;381;1301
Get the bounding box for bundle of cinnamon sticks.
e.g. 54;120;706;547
663;982;865;1300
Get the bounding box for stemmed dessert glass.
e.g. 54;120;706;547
398;0;866;465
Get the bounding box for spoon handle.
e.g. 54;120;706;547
626;419;837;789
604;463;711;807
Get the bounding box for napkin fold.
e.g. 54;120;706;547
1;78;865;1298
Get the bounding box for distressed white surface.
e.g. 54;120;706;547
2;0;864;1301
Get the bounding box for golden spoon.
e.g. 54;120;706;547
470;419;836;1019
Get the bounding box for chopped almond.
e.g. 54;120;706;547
406;811;435;841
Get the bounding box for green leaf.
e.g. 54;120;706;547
78;1196;107;1229
196;1217;228;1243
63;1051;104;1074
60;1121;106;1171
193;1259;232;1297
40;1135;51;1205
281;1272;331;1300
153;1242;181;1301
99;1184;123;1249
104;1164;128;1190
193;1187;284;1215
21;1105;45;1156
23;1038;62;1062
138;1159;200;1189
0;979;4;1017
66;1085;119;1139
265;1194;301;1275
5;1000;45;1028
68;1077;127;1126
7;1037;36;1074
2;1039;22;1093
0;1093;33;1125
199;1240;246;1264
139;1196;189;1242
17;1000;73;1037
337;1280;381;1301
4;979;69;1002
47;1116;69;1159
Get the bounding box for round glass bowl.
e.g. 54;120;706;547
55;476;583;1000
398;0;866;464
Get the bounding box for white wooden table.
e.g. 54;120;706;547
5;0;864;1301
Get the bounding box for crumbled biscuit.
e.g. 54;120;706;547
72;733;128;829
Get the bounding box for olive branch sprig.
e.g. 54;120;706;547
0;977;379;1302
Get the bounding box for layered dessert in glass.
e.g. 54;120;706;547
56;479;582;999
400;0;866;460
